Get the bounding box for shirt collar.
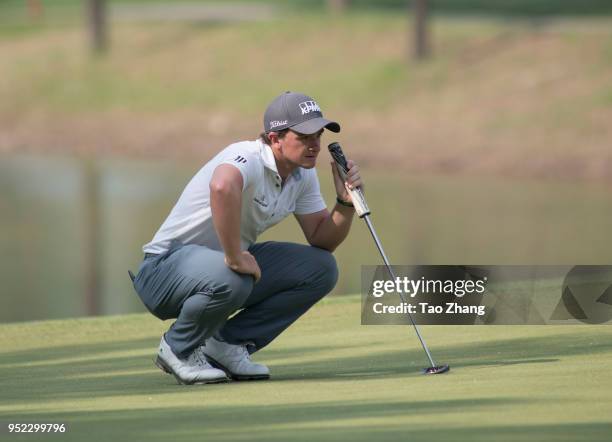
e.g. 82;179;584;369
259;139;303;181
259;140;278;173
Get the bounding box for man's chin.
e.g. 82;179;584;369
301;158;317;169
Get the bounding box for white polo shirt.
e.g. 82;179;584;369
143;139;327;254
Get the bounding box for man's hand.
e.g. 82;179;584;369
225;251;262;282
331;159;363;204
294;159;363;252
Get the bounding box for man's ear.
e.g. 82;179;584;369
268;132;279;147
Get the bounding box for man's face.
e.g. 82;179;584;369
278;129;323;169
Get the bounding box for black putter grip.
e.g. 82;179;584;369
328;142;350;174
327;142;370;217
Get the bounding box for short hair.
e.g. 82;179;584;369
259;129;289;146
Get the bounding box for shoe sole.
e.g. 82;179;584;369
154;356;229;385
205;355;270;381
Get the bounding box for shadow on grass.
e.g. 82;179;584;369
1;329;611;403
0;398;522;441
0;338;374;402
0;403;610;442
270;330;611;381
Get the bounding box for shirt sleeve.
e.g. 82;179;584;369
294;168;327;215
218;151;258;191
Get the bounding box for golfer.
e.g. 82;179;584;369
130;91;362;384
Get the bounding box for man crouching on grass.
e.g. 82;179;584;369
129;91;363;385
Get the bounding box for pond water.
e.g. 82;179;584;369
1;153;611;322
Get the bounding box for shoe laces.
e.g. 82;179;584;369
221;341;251;362
235;344;251;361
189;346;214;369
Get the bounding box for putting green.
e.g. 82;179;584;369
1;295;611;441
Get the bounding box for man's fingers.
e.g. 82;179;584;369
247;253;261;282
332;158;364;195
346;171;362;189
226;252;261;282
344;160;361;189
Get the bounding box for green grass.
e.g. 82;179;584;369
3;11;612;118
0;13;419;114
2;8;612;126
1;296;611;441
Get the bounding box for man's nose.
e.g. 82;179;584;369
309;138;321;151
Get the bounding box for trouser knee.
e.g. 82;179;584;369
306;248;339;299
180;292;210;322
204;270;254;312
224;272;255;309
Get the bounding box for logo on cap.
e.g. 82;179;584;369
269;120;288;129
299;101;321;115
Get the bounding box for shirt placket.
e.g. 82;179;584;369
268;173;282;221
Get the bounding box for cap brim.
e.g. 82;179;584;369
292;117;340;135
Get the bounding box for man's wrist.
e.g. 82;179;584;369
336;196;354;208
224;250;243;264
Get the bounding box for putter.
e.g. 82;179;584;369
328;142;450;375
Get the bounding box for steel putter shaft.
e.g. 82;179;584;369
328;142;449;375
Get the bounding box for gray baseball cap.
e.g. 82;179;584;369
263;91;341;135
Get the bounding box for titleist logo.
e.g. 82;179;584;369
270;120;288;129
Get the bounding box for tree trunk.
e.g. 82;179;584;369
329;0;349;14
87;0;108;54
26;0;44;21
413;0;430;60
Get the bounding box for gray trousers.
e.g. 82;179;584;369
131;241;338;359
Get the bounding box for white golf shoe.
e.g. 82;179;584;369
202;337;270;380
155;336;229;385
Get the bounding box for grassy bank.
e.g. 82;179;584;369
1;11;612;181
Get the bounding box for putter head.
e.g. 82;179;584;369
423;364;450;375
